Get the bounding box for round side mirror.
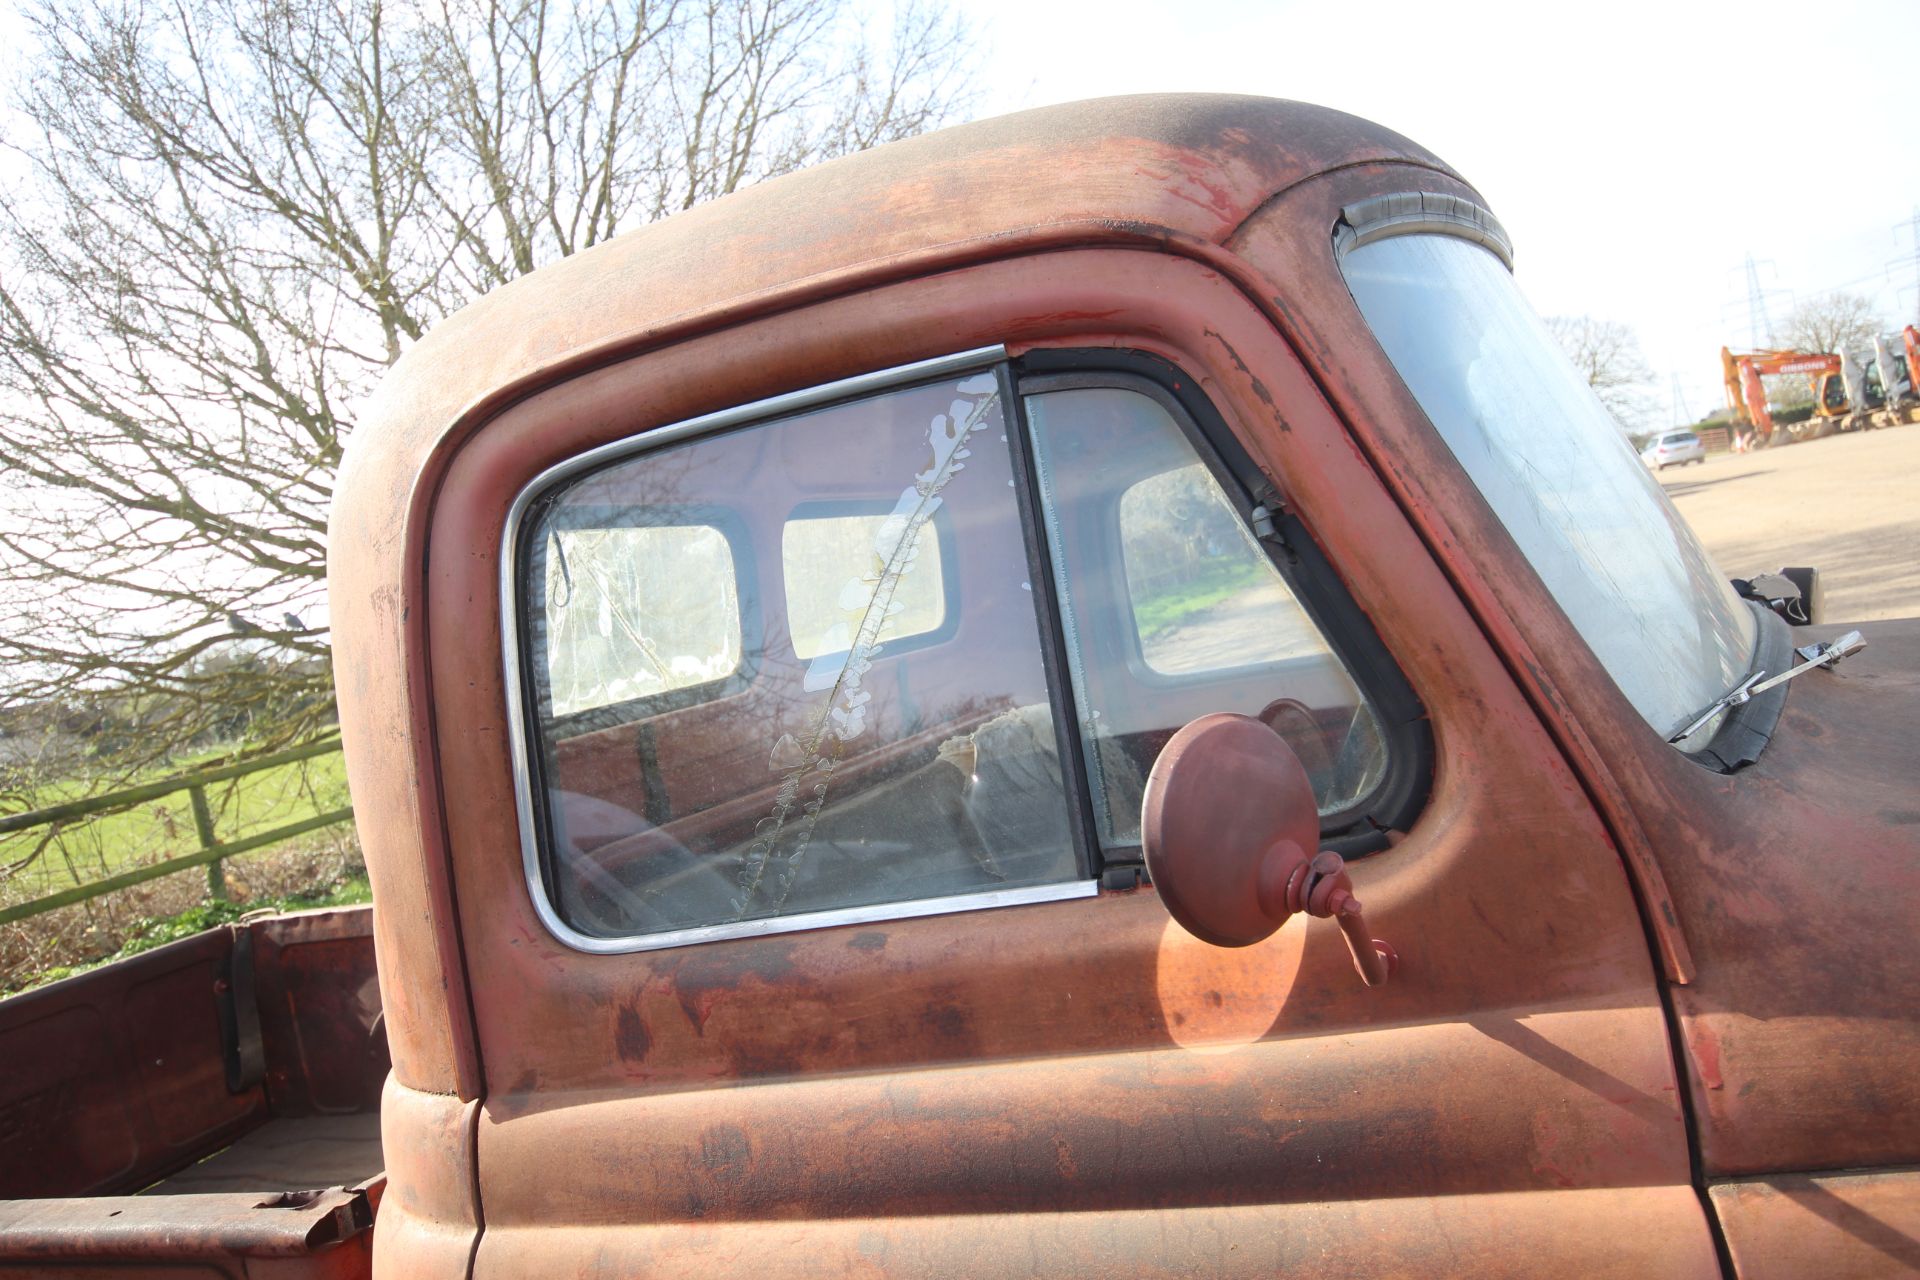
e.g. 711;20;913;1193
1139;712;1317;947
1141;712;1396;986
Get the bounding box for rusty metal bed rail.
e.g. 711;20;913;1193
0;738;353;926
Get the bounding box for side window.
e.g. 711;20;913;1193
1025;381;1389;850
516;368;1085;944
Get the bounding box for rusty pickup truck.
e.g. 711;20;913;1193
4;94;1916;1280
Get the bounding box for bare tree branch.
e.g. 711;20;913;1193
1545;314;1655;431
0;0;978;777
1782;291;1882;360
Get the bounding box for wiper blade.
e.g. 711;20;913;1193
1668;630;1865;744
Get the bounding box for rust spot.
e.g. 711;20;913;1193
1786;713;1825;739
672;984;717;1035
923;1002;971;1040
1692;1026;1725;1091
848;932;888;952
912;984;980;1056
699;1123;750;1174
615;1006;652;1062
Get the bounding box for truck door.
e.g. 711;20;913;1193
421;251;1720;1278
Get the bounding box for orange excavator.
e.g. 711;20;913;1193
1906;326;1920;399
1720;346;1843;447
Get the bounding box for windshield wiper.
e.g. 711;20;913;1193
1668;630;1866;744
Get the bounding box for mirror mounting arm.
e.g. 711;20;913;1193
1257;846;1398;988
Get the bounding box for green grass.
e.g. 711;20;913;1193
10;872;371;994
1129;559;1270;644
1;748;351;897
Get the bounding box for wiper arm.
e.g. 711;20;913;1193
1668;630;1866;744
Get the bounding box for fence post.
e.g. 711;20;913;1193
189;785;223;901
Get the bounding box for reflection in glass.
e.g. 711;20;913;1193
783;514;946;660
1341;233;1755;743
522;372;1079;940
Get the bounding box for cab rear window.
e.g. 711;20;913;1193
539;524;742;717
782;510;949;661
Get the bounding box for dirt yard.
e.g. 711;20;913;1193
1658;425;1920;623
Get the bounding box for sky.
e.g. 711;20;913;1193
955;0;1920;429
2;0;1910;433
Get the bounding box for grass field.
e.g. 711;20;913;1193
0;746;351;899
1129;558;1270;645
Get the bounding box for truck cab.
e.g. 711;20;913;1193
7;93;1915;1279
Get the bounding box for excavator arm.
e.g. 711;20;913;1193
1720;346;1842;446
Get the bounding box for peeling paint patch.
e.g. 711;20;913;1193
1692;1026;1724;1091
1202;327;1289;430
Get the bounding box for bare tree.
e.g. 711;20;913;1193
0;0;977;772
1545;315;1654;430
1782;290;1882;358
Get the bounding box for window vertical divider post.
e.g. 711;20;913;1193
1000;363;1108;885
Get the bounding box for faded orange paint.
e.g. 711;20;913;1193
1713;1169;1920;1279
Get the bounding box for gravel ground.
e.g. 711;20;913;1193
1658;425;1920;623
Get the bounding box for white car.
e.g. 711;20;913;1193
1642;430;1705;469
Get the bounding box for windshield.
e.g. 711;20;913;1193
1341;231;1755;746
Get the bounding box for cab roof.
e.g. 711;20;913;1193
360;93;1459;460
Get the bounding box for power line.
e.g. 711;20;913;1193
1669;373;1692;425
1744;253;1777;348
1893;207;1920;324
1719;253;1910;348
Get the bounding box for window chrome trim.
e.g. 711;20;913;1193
1333;191;1513;270
499;345;1084;957
532;880;1101;956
